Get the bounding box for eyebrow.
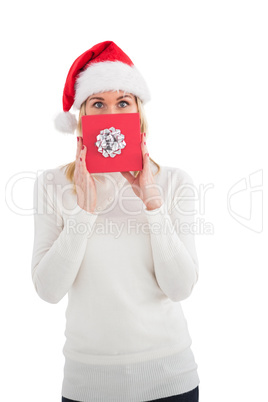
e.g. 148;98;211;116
88;94;134;101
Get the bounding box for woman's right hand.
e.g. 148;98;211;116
74;136;97;214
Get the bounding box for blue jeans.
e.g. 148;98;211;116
62;386;199;401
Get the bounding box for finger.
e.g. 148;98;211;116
141;138;149;171
141;132;147;154
79;145;88;172
142;152;150;173
120;171;135;184
76;136;83;160
141;133;149;162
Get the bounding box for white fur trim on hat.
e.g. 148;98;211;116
54;111;78;134
73;61;151;110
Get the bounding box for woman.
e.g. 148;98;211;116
31;40;200;402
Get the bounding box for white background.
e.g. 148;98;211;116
1;0;267;401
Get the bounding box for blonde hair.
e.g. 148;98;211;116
59;95;160;194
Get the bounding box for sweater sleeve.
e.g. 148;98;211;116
31;171;98;304
144;173;199;302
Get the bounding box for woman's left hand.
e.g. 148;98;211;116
120;133;164;211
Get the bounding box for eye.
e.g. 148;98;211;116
118;101;129;107
93;102;103;108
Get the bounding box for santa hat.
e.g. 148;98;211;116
54;40;151;134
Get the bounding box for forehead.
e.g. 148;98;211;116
88;90;134;99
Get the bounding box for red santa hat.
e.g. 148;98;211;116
54;40;151;134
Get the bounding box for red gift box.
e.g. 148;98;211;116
81;113;143;173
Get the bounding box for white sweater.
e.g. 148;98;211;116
31;160;200;401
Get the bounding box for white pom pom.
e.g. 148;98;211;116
54;111;78;134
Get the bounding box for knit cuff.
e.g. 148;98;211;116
71;203;100;223
143;201;184;262
56;203;99;262
144;201;166;215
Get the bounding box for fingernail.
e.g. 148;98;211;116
144;133;146;136
144;142;146;145
82;145;85;150
80;157;82;161
147;153;149;157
